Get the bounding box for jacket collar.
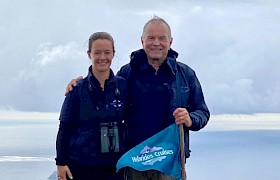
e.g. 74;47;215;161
129;48;178;75
87;65;115;88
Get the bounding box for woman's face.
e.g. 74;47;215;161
88;39;114;73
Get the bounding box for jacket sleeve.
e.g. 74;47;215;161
187;71;210;131
55;121;75;165
55;89;79;165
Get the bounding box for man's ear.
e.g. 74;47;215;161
170;38;173;46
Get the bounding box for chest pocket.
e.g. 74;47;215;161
179;85;190;108
171;75;190;108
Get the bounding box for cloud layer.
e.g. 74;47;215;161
0;0;279;114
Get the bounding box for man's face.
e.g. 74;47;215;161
141;21;173;63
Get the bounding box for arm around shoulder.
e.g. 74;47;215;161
116;63;131;79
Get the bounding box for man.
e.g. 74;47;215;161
67;16;210;180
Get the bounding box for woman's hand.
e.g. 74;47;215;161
57;165;73;180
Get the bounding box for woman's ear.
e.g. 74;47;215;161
87;51;91;59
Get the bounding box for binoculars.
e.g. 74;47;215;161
100;122;120;153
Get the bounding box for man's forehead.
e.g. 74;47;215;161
147;20;167;27
143;20;171;39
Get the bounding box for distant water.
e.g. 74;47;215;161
187;130;280;180
0;119;57;180
0;119;279;180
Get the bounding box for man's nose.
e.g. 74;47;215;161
152;38;160;45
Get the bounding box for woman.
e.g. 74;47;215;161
55;32;126;180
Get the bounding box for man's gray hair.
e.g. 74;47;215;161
141;15;172;39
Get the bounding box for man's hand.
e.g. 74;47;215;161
57;165;73;180
65;76;83;96
173;108;192;128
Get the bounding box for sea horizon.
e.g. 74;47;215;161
0;112;279;179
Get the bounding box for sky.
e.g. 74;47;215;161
0;0;279;114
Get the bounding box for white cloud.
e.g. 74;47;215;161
37;42;70;66
0;109;58;120
0;109;279;131
16;42;85;81
0;0;279;113
204;113;280;131
0;41;89;112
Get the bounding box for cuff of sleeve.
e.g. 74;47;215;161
55;158;67;166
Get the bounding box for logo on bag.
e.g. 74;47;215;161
131;146;174;165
